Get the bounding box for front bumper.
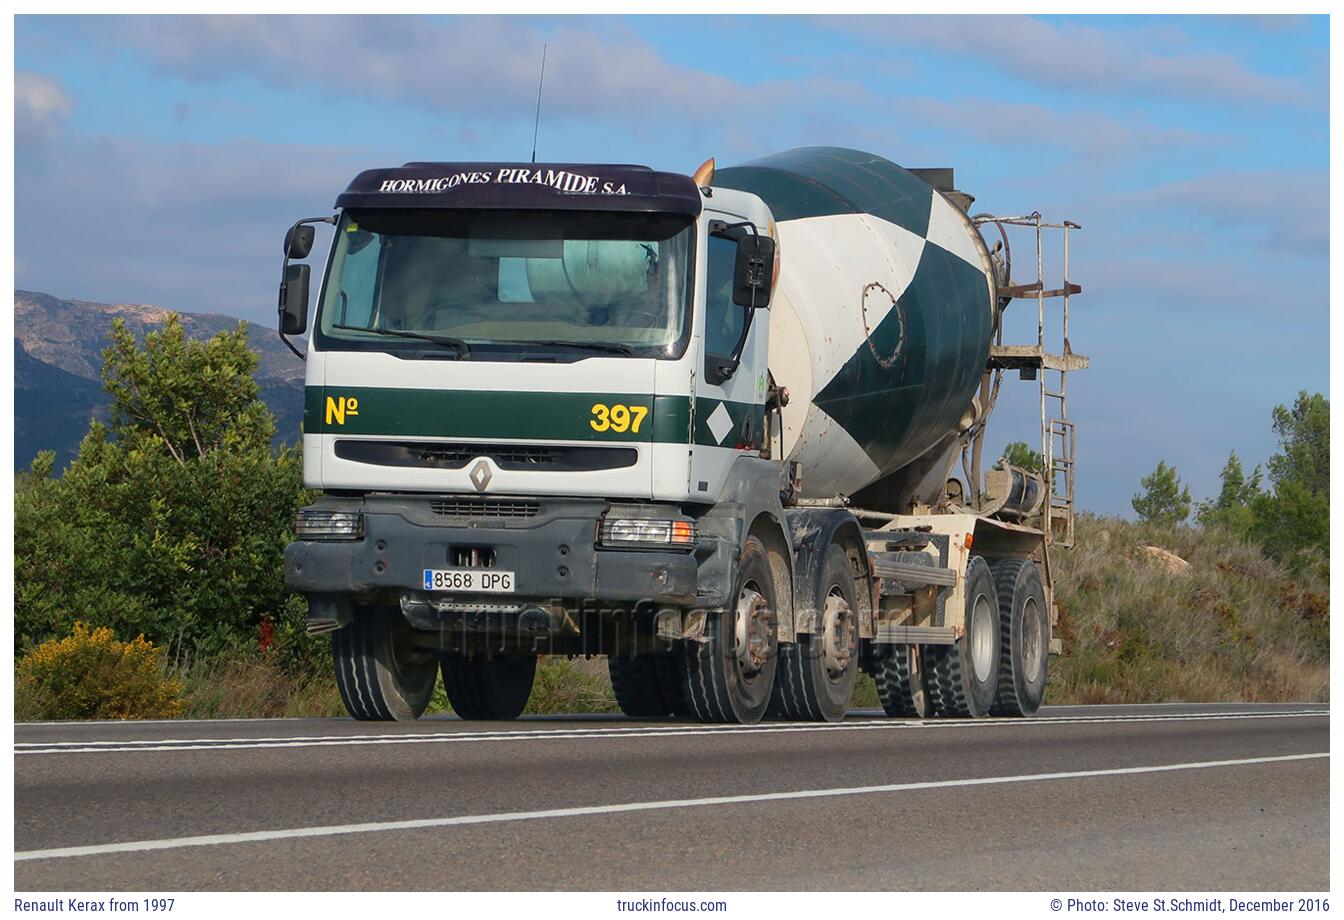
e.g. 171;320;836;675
283;494;699;608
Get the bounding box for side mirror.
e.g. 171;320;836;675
732;235;775;308
284;224;315;259
279;263;310;335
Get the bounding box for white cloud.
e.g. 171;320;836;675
825;15;1311;105
15;70;74;142
15;135;373;323
101;15;836;129
897;96;1225;161
1111;171;1329;254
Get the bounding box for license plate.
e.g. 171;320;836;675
423;568;516;593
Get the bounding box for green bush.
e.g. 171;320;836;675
17;622;185;721
14;315;312;662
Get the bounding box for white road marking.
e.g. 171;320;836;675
14;752;1327;863
17;702;1320;728
13;709;1328;756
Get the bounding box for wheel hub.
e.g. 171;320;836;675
1022;597;1044;677
820;591;855;679
970;594;995;682
733;586;772;676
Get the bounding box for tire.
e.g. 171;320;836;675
922;555;1000;718
609;653;688;718
769;543;860;722
988;558;1049;717
441;655;537;721
872;643;932;718
331;606;438;722
681;535;779;724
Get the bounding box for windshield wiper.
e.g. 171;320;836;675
332;324;470;357
497;340;637;357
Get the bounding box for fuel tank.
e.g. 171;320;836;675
714;147;997;501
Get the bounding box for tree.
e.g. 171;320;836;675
1001;440;1044;475
1250;391;1328;572
1266;391;1328;497
1131;460;1191;526
15;316;311;664
1196;451;1262;538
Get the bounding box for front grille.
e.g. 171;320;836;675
336;440;637;472
429;498;541;519
421;444;557;466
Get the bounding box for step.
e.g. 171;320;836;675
870;558;958;588
989;345;1091;372
874;625;958;646
998;281;1082;299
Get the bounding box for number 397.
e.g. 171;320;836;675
590;403;648;433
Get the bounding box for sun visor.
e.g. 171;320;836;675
336;162;703;218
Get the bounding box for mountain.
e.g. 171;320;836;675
14;290;305;471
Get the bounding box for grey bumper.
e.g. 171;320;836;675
283;494;698;607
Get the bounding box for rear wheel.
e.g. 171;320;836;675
872;643;932;718
332;606;438;722
922;555;1000;718
988;558;1049;717
770;543;860;722
681;535;778;724
441;655;537;721
609;653;688;718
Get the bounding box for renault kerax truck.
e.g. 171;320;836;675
279;147;1088;724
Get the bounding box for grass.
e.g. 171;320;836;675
179;656;347;719
1047;515;1329;704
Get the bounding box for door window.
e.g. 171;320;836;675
704;235;746;360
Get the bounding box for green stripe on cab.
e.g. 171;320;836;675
306;386;699;443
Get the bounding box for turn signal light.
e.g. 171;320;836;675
599;517;699;550
294;510;364;541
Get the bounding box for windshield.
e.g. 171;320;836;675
315;209;694;359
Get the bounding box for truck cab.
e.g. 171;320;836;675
282;162;791;723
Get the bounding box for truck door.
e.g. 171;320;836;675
688;228;769;500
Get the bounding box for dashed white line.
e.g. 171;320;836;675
14;752;1327;862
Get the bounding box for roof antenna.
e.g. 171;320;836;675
530;43;548;164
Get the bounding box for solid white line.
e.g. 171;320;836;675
13;710;1329;756
17;703;1325;728
15;709;1327;752
14;752;1328;863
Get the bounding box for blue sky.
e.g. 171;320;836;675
13;14;1330;515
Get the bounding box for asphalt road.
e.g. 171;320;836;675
14;702;1329;891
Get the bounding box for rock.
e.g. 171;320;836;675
1140;545;1190;574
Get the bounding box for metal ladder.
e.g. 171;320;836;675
977;213;1086;548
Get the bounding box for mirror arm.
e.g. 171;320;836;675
277;215;337;362
279;331;305;361
708;218;759;242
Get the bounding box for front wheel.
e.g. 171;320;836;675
681;535;779;724
441;656;537;721
770;543;860;722
332;606;438;721
609;653;688;718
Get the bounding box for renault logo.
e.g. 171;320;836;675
469;459;493;492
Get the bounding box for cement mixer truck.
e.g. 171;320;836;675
279;147;1088;724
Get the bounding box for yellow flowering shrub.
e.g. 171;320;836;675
16;622;184;721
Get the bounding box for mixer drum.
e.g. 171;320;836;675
714;147;997;500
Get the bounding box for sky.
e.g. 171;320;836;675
12;14;1331;516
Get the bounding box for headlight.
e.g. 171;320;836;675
294;510;364;541
599;517;697;550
